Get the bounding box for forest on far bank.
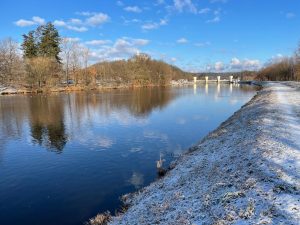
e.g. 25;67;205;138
0;22;193;90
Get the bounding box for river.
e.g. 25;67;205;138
0;84;258;225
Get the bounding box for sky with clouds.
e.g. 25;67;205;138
0;0;299;72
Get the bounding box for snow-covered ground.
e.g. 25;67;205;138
92;82;300;225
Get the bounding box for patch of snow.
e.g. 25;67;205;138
91;82;300;225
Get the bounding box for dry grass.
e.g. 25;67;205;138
87;211;111;225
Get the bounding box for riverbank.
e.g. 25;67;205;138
0;84;167;95
92;82;300;224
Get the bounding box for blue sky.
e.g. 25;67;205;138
0;0;299;72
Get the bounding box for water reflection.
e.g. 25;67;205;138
0;87;179;153
0;85;258;153
29;95;67;153
0;84;259;225
129;172;144;189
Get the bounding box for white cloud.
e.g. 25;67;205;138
54;20;88;32
32;16;46;25
85;13;110;26
89;37;150;62
142;19;168;30
53;12;109;32
177;38;188;44
69;18;82;25
53;20;67;26
15;19;36;27
123;18;142;25
173;0;197;13
131;38;150;46
270;54;285;64
85;40;112;45
206;16;220;23
124;6;142;13
243;59;260;69
215;61;225;71
230;57;241;67
230;57;261;70
15;16;46;27
199;8;211;14
206;9;222;23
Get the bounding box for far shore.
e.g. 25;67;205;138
0;84;168;95
0;80;254;96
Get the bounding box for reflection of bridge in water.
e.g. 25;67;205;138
193;82;242;96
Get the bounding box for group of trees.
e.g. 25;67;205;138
0;38;24;85
91;53;193;86
0;22;193;90
0;22;92;89
22;23;92;88
256;44;300;81
0;23;63;88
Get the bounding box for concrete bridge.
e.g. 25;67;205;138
193;76;240;84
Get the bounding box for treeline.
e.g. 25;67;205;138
90;53;193;86
0;22;191;90
256;43;300;81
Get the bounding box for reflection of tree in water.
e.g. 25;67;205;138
0;96;29;138
0;96;29;160
29;95;67;153
71;87;179;120
125;87;178;117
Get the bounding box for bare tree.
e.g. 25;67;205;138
81;47;90;85
26;57;53;88
60;38;77;86
69;42;82;85
0;38;22;85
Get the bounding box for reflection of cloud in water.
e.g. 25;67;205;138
176;118;187;125
129;172;144;189
112;111;149;126
87;109;149;127
98;136;114;148
143;130;168;141
130;147;143;153
229;98;239;105
75;131;114;150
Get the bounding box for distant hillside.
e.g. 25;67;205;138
89;54;193;86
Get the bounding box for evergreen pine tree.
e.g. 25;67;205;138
38;23;61;63
22;31;37;58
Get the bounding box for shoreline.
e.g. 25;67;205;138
0;84;168;96
0;81;254;96
90;82;300;224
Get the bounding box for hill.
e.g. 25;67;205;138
88;54;193;87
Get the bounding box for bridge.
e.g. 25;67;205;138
193;76;240;84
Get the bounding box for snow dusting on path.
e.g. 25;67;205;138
98;82;300;225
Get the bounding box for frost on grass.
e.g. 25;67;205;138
92;82;300;225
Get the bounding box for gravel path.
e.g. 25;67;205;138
97;82;300;225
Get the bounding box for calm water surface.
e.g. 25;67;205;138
0;84;258;225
